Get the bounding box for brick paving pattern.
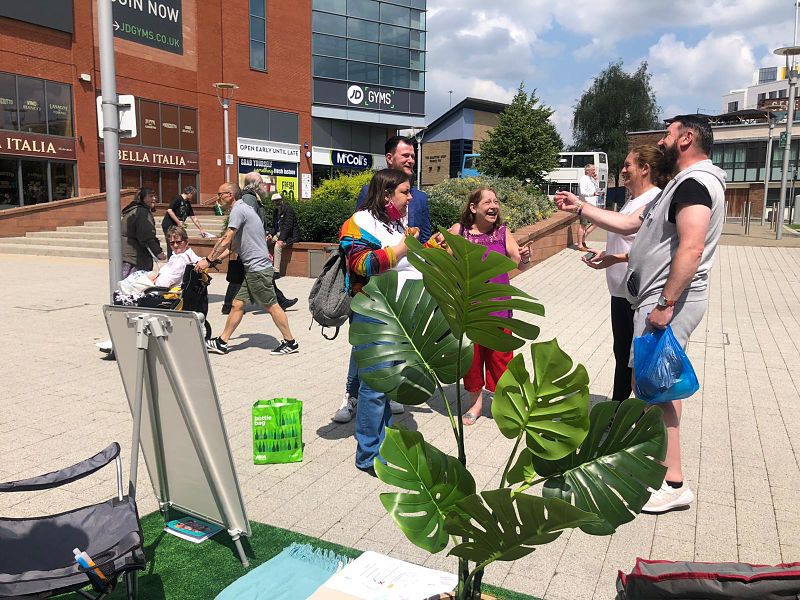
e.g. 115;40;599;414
1;242;798;599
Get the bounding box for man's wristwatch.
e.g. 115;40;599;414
656;294;676;309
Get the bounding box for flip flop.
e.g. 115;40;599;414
462;412;480;426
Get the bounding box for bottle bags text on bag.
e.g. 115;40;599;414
252;398;303;464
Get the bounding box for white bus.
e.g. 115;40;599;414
543;151;609;205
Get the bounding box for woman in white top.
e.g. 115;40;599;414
154;225;202;287
582;145;666;400
339;169;423;476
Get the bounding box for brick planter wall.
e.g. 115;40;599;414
0;189;138;238
510;211;579;277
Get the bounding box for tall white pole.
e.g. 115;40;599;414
776;69;797;240
762;119;774;226
223;99;230;183
98;0;122;299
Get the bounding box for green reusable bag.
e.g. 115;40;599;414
252;398;303;464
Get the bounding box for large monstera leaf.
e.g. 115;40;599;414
375;427;476;553
406;230;544;352
350;271;473;405
445;489;600;564
493;340;590;460
508;398;667;535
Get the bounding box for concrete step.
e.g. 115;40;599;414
29;230;110;240
5;236;109;249
0;243;107;259
79;219;228;232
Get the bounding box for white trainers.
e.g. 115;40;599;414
389;400;405;414
641;480;694;514
96;339;113;353
333;393;357;423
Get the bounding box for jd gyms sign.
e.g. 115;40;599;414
112;0;183;55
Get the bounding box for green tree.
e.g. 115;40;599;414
571;61;661;184
478;83;563;186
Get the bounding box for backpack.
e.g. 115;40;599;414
307;248;352;340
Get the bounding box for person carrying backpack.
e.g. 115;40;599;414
337;168;442;476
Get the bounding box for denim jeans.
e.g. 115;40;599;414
345;313;360;398
352;312;392;470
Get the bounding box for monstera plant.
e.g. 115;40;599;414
349;229;667;599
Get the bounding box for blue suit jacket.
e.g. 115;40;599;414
356;184;431;243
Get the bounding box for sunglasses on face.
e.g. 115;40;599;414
169;239;186;246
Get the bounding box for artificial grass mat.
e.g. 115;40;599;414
63;511;540;600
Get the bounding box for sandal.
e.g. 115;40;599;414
462;412;480;426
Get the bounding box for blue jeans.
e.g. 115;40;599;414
345;313;361;398
352;312;392;470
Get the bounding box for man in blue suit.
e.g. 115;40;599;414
333;136;431;427
355;135;431;243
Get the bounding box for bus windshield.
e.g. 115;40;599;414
543;151;609;204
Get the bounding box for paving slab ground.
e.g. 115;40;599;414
1;242;799;600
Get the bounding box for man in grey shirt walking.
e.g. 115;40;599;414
196;174;299;356
555;114;726;514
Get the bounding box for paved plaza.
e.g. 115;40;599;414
1;237;799;600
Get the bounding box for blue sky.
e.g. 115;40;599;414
424;0;797;143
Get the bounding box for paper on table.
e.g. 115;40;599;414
308;551;458;600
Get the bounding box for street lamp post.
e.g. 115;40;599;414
414;128;425;189
213;83;238;183
773;45;800;240
760;111;778;227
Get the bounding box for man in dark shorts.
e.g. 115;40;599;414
195;177;299;356
162;186;206;257
555;115;726;514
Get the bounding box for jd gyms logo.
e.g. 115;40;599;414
347;84;395;109
347;85;364;105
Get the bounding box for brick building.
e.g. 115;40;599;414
628;110;788;221
419;97;506;187
0;0;427;210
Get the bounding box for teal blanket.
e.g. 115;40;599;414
215;543;348;600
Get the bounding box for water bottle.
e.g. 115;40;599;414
73;548;108;587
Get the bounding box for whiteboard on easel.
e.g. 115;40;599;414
104;305;250;540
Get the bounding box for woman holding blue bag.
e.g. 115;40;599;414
580;145;666;401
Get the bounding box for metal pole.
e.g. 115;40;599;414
222;99;230;183
776;71;797;240
762;119;774;226
98;0;122;300
415;129;424;189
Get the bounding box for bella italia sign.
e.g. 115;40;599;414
112;0;183;55
0;131;76;160
99;143;199;170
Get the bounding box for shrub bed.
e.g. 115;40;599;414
246;172;557;244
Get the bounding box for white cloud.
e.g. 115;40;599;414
422;0;798;125
648;33;757;100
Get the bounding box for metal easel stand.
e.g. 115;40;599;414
126;314;250;568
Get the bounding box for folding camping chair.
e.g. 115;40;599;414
0;442;146;599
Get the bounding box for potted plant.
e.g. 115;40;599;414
349;229;668;600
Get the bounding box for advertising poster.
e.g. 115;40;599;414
238;158;298;201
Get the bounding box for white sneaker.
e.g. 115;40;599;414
333;393;357;423
389;400;405;414
96;339;113;353
641;480;694;514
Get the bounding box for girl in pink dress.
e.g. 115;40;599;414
449;187;532;425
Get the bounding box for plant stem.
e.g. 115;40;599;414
511;476;547;496
463;559;494;597
455;336;466;465
435;378;458;444
500;432;523;488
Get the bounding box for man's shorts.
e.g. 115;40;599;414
236;268;277;307
629;298;707;367
580;197;598;226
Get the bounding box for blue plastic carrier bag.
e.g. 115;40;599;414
633;325;699;403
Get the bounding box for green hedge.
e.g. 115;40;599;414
427;176;556;232
232;172;556;243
